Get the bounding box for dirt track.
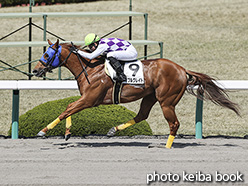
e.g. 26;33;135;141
0;136;247;185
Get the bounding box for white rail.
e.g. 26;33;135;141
0;11;145;18
1;80;247;139
1;80;248;90
0;40;162;47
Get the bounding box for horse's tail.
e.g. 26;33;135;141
185;69;240;116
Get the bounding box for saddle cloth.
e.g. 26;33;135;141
105;59;145;85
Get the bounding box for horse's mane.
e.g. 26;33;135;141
61;43;91;53
60;43;105;66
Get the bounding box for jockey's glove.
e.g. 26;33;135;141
69;45;78;54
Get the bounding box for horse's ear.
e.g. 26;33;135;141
47;39;53;45
54;39;59;48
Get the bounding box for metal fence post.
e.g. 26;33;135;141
159;42;163;58
58;67;62;80
43;15;47;53
195;97;203;139
28;1;33;80
129;0;132;40
144;13;148;59
28;0;35;80
12;90;19;139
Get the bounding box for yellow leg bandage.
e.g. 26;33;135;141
165;135;175;149
66;116;72;129
47;118;60;130
117;119;136;131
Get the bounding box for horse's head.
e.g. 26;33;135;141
32;39;62;77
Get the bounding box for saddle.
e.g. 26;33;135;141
105;59;145;104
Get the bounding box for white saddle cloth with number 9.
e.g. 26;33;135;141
105;59;145;85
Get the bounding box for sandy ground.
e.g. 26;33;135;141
1;0;248;137
0;136;247;185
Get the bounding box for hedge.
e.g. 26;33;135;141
1;0;105;7
10;96;152;137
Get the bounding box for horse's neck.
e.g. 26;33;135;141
61;46;105;80
63;52;87;78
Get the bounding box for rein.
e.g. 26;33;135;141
70;42;91;83
74;55;90;83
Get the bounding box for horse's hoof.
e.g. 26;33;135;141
37;127;48;136
65;128;71;141
148;144;169;149
65;133;71;141
37;131;46;136
107;127;117;137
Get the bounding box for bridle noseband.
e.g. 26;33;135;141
39;44;72;74
39;43;90;83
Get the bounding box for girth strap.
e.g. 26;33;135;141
112;81;123;104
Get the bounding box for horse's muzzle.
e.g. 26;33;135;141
32;68;47;77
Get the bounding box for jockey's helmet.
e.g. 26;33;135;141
84;33;100;46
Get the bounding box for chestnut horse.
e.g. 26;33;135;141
33;39;239;148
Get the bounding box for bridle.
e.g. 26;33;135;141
39;43;90;83
39;44;72;73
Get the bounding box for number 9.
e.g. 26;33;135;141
129;64;140;77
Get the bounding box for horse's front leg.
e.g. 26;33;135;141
37;96;95;138
65;116;72;141
37;76;111;139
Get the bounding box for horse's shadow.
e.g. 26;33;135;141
148;142;238;149
148;142;206;149
53;141;151;149
53;141;213;149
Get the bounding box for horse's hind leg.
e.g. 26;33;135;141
156;84;186;148
107;93;157;136
160;105;180;148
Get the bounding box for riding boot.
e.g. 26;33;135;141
108;57;127;82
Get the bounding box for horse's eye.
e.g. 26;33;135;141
44;53;49;59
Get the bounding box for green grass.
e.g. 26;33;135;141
0;0;248;137
11;96;152;137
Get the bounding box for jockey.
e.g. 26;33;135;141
76;33;138;82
